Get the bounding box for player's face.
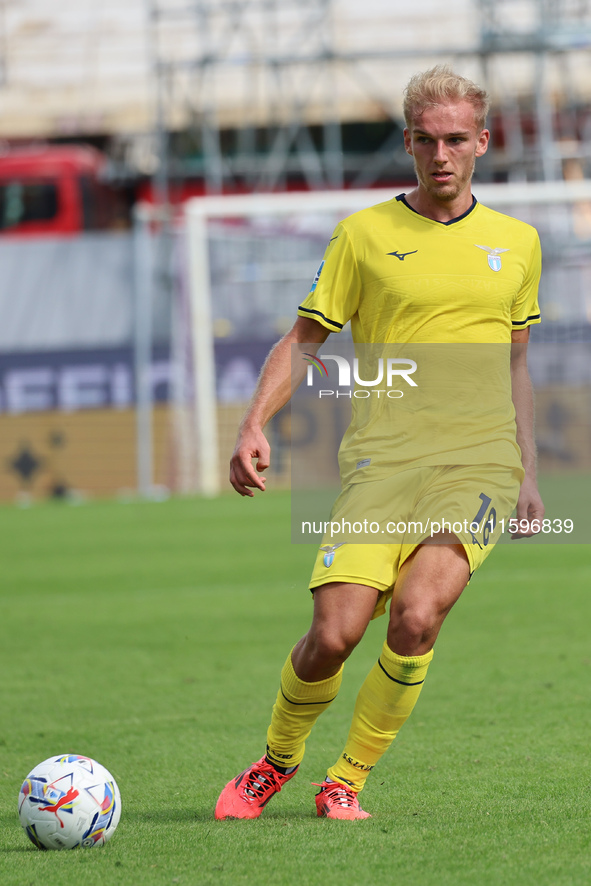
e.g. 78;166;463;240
404;101;489;204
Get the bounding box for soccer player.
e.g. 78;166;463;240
215;66;544;821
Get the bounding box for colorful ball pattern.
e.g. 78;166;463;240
18;754;121;850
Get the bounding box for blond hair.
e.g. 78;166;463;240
403;65;490;131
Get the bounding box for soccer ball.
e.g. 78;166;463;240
18;754;121;850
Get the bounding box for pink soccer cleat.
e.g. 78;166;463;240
215;757;298;820
313;780;371;820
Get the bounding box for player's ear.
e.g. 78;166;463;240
403;128;413;156
475;128;490;157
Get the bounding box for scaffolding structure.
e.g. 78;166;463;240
147;0;347;193
478;0;591;181
147;0;591;193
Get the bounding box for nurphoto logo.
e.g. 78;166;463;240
302;353;329;377
303;354;418;399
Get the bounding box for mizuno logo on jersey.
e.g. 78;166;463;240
387;250;418;261
475;244;510;272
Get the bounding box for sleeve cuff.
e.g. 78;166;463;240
297;306;343;331
512;313;541;327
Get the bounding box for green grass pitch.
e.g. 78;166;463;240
0;492;589;885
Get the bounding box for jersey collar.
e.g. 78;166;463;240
396;193;478;226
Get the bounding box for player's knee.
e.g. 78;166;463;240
309;624;362;666
389;603;436;647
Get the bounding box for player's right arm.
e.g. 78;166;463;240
230;316;330;496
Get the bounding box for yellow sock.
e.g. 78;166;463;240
266;649;343;770
327;641;433;791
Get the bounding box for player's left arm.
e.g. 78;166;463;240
510;326;545;538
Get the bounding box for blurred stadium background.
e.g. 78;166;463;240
0;0;590;503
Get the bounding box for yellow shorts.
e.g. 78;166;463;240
309;463;522;619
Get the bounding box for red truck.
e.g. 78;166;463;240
0;145;125;236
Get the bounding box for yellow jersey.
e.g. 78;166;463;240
297;194;542;486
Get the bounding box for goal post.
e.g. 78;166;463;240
184;180;591;497
185;208;219;498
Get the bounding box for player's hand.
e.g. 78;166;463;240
510;476;545;538
229;426;270;497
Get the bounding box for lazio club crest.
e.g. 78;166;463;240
319;543;344;567
475;244;510;272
